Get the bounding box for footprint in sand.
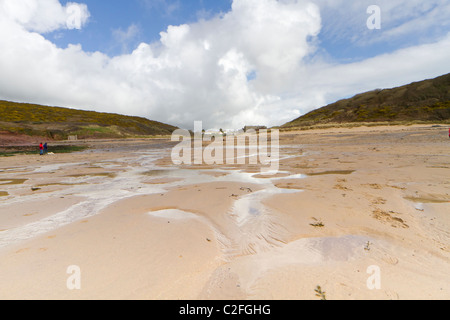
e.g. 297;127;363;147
371;197;387;205
15;248;30;254
384;290;400;300
372;209;409;229
367;183;383;190
382;255;399;265
23;213;36;217
334;183;352;191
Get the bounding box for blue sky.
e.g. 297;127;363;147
0;0;449;129
51;0;233;56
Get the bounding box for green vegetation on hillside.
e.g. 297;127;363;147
0;145;88;157
0;100;178;140
283;73;450;129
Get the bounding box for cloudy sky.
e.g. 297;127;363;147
0;0;449;130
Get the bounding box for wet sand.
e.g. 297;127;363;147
0;125;449;300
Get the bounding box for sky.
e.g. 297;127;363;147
0;0;449;130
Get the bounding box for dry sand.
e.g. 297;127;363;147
0;125;449;300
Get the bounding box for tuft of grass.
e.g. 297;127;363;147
310;218;325;228
315;286;327;300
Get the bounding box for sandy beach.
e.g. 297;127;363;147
0;125;449;300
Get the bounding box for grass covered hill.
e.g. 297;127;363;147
0;100;178;140
283;73;450;129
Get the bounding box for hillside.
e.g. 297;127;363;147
282;73;450;129
0;100;178;143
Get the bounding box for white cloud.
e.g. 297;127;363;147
314;0;450;47
0;0;89;33
139;0;181;17
293;33;450;112
112;24;141;54
0;0;449;130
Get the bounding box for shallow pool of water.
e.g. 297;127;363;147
148;209;198;220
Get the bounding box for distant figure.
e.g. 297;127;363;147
39;143;44;156
44;143;48;154
449;128;450;139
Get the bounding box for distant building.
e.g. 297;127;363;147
68;135;78;141
243;126;267;133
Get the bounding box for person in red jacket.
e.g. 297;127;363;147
39;143;44;155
